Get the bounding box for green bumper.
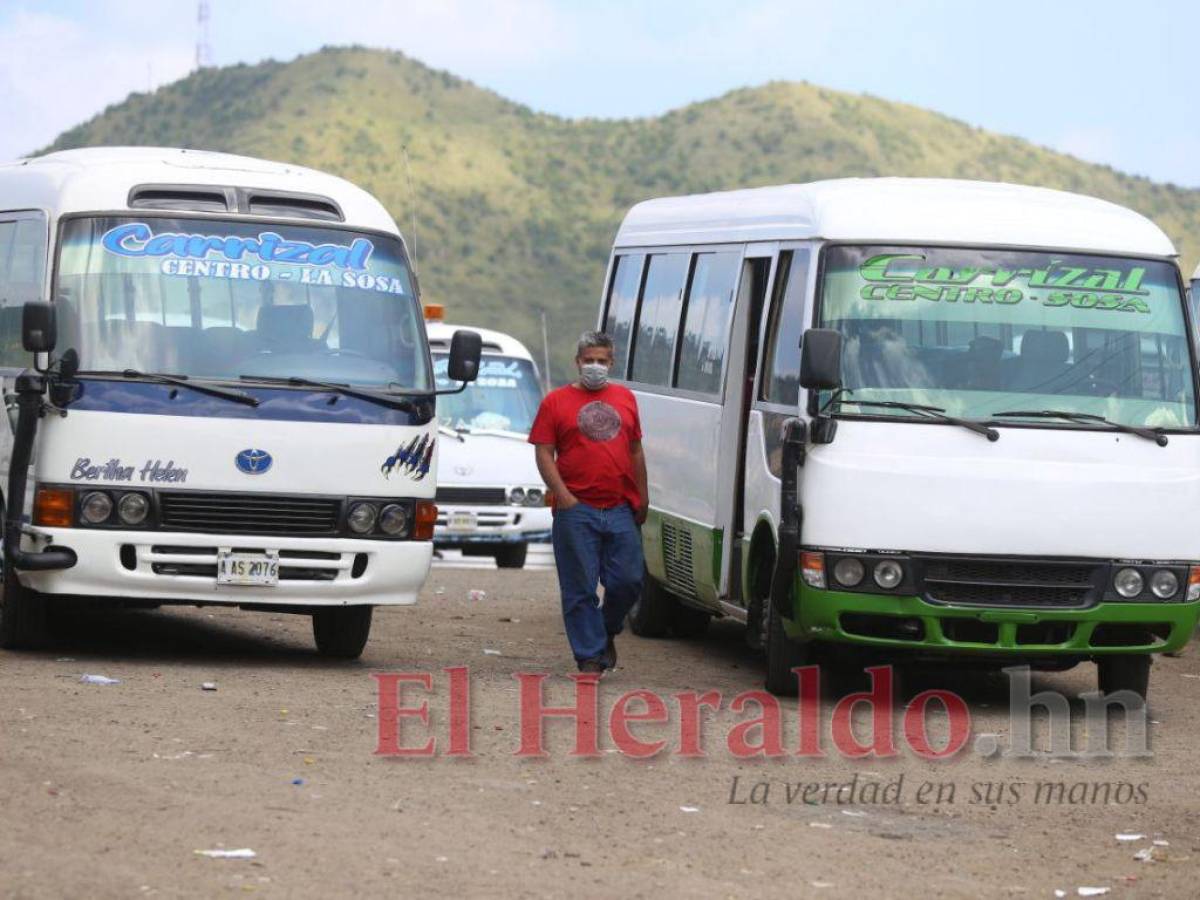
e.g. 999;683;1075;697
784;582;1200;656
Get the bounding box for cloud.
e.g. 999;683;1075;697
0;6;193;160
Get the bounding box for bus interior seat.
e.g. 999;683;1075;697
257;304;315;353
1009;330;1071;393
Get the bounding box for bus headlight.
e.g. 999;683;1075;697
873;559;904;590
347;501;379;534
1150;569;1179;599
1113;567;1144;598
117;492;150;526
508;487;527;505
378;504;410;536
524;487;544;507
833;557;865;588
80;491;113;525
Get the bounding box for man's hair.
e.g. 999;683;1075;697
576;331;615;358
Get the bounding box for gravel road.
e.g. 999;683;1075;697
2;567;1198;898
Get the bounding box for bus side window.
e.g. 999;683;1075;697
759;250;811;405
629;253;687;386
0;214;48;367
603;253;646;379
675;251;740;394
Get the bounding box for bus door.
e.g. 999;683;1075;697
718;244;778;606
741;244;815;600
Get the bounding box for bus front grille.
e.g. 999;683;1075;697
918;557;1100;609
436;486;508;506
158;492;342;536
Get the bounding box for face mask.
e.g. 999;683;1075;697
579;362;610;391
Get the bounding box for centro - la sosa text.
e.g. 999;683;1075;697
71;457;188;484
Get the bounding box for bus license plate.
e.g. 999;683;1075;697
448;511;477;532
217;552;279;586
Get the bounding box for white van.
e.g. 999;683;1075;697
425;309;551;568
0;147;480;657
603;178;1200;700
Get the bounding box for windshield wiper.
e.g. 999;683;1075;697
993;409;1168;446
82;369;260;407
438;424;466;442
450;425;528;441
837;398;999;442
238;374;423;414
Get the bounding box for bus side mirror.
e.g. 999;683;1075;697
22;301;56;353
799;328;842;390
446;329;482;383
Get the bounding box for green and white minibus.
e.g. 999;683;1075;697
602;178;1200;700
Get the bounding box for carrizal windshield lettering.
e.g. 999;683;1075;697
102;223;373;269
819;245;1195;430
858;253;1151;312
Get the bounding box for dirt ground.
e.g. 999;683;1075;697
2;565;1199;899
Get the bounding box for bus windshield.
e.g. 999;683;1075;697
434;354;543;434
55;216;431;390
818;245;1197;429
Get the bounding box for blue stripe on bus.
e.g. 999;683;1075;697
68;379;431;426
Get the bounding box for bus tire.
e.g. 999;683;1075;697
1097;654;1150;704
628;570;672;638
0;564;48;650
671;602;711;638
312;605;373;659
764;593;807;696
494;543;528;569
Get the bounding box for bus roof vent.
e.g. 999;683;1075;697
128;185;232;213
242;190;343;222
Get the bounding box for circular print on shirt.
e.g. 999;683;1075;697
577;400;622;442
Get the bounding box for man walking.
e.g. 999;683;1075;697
529;332;648;674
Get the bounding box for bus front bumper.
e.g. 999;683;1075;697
785;584;1200;656
16;528;433;607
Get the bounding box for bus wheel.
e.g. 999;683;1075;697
312;606;373;659
494;543;528;569
0;565;48;649
628;570;672;637
1097;655;1150;704
671;602;710;638
763;594;808;696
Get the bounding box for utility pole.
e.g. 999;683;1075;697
541;311;553;391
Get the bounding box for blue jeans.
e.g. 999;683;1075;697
551;502;644;665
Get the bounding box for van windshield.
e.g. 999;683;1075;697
55;216;431;390
434;354;543;434
818;245;1197;429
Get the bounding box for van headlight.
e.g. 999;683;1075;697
80;491;113;525
508;487;526;505
378;503;410;536
1113;567;1144;598
1150;569;1179;599
833;557;865;587
117;492;150;526
873;559;904;590
347;501;379;534
524;487;544;507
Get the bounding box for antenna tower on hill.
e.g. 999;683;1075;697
195;1;213;70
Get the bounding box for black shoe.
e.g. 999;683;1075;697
605;635;617;669
578;659;607;675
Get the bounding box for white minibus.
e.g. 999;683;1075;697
0;147;480;657
424;308;551;568
603;178;1200;700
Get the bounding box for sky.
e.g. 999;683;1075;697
1;0;1198;187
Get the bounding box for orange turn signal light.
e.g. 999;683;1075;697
34;487;74;528
1187;565;1200;602
423;303;445;322
414;500;437;541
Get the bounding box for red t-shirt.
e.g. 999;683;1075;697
528;383;643;510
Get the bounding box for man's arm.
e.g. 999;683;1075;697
630;439;649;525
534;443;578;510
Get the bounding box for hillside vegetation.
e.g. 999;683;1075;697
41;47;1200;381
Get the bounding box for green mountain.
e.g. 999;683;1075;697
40;46;1200;382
